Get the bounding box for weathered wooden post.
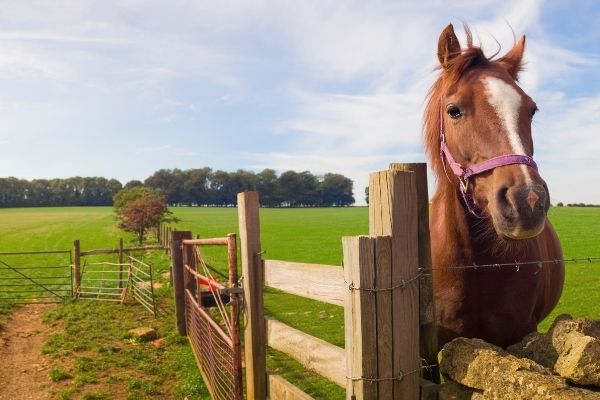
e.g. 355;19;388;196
343;235;392;400
182;234;198;304
369;170;421;400
389;163;439;384
171;230;192;336
165;227;173;254
238;192;267;400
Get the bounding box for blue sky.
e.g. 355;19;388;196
0;0;599;205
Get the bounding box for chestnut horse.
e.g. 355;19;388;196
425;25;564;349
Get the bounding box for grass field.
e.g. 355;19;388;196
0;206;599;399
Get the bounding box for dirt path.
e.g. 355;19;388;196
0;304;55;400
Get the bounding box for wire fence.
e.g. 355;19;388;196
420;256;600;272
347;257;600;293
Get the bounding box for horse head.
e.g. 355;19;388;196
426;24;549;241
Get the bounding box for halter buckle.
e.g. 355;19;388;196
459;176;469;193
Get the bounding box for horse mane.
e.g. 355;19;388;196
423;26;494;180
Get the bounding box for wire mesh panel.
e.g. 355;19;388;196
186;290;239;400
0;250;72;304
181;235;242;400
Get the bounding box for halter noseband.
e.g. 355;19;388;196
439;108;538;216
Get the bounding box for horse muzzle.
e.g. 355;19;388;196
491;183;549;240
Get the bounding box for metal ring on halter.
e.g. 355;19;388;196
459;176;468;193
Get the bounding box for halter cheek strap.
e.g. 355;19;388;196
439;108;538;215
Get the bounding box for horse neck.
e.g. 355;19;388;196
431;179;477;267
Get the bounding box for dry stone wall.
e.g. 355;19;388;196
438;315;600;400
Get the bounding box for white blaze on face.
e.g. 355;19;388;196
482;76;532;185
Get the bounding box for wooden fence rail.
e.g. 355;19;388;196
264;260;345;306
266;317;346;387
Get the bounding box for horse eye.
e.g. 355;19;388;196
447;104;463;119
531;106;539;118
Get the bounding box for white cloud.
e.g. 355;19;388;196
0;0;599;205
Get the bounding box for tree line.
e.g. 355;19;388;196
0;176;122;207
0;168;354;208
143;168;354;207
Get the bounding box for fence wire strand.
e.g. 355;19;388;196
420;256;600;272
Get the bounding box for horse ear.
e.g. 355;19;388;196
499;35;526;80
437;24;461;69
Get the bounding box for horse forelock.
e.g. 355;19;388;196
424;34;492;180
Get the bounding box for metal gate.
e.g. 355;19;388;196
181;234;243;400
0;250;72;304
78;257;157;316
128;256;157;316
79;261;128;302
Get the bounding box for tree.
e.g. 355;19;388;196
257;169;279;207
124;180;144;190
144;169;186;205
319;173;354;206
208;170;231;206
184;168;212;205
277;170;319;207
113;187;172;244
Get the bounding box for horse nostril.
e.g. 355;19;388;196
497;186;509;205
496;186;515;218
527;190;539;210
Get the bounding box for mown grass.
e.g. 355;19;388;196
540;207;600;330
0;206;599;399
0;207;206;399
40;290;209;399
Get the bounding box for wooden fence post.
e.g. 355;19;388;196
343;235;392;400
368;169;420;399
73;239;81;298
182;233;198;304
389;163;439;383
238;192;267;400
171;230;192;336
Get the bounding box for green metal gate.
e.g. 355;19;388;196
0;250;73;304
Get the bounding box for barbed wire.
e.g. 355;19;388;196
346;359;438;383
420;256;600;272
343;257;600;292
346;369;419;383
346;273;421;293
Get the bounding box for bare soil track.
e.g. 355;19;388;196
0;304;54;400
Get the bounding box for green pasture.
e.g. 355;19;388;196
0;206;599;399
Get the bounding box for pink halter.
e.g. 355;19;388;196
439;108;538;215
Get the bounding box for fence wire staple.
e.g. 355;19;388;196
346;272;422;293
346;368;421;383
